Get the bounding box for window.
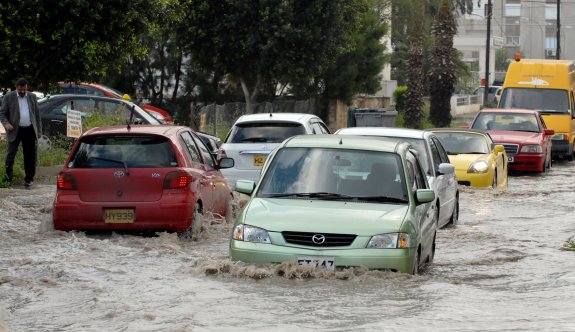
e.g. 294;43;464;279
545;4;557;20
431;137;450;164
505;4;520;17
181;132;203;164
506;36;520;46
311;121;330;134
428;139;443;174
227;122;306;143
192;132;216;168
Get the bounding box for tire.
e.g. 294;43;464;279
428;233;436;264
411;249;420;275
179;202;202;240
492;171;497;189
447;195;459;227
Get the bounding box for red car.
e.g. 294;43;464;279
56;82;174;124
470;108;554;172
53;125;235;237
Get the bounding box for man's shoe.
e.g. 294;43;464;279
25;181;33;188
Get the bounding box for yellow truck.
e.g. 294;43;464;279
499;57;575;161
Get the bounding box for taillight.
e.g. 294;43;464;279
164;171;190;189
57;173;77;190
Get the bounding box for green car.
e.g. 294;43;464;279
229;135;437;274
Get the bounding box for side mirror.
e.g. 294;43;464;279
437;163;455;175
235;180;255;195
218;157;234;169
494;145;505;153
415;189;435;204
543;129;555;136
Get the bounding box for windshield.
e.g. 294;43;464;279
472;112;541;132
434;132;490;155
257;147;408;203
499;88;569;113
227;122;306;143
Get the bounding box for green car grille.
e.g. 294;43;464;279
282;231;356;247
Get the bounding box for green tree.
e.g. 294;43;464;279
0;0;159;90
181;0;365;114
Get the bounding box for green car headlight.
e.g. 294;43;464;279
367;233;410;249
468;160;489;173
520;144;542;153
232;224;271;244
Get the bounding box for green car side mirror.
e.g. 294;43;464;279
236;180;256;195
415;189;435;204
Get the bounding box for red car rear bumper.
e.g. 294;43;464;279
53;194;195;232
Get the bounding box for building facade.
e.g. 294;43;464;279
455;0;574;85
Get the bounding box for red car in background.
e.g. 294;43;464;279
56;82;174;124
470;108;554;172
53;125;235;237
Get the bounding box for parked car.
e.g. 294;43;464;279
473;85;502;105
218;113;330;189
470;108;554;172
52;125;235;236
55;82;174;124
230;135;437;274
38;94;161;138
335;127;458;228
430;128;508;188
195;131;222;156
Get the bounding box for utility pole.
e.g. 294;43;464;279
483;0;492;106
557;0;561;59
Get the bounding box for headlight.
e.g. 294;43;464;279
468;160;489;173
551;133;567;141
232;224;271;244
520;144;543;153
367;233;410;249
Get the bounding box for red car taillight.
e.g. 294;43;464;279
57;173;77;190
164;171;190;189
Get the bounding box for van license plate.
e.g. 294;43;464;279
297;256;335;270
104;209;135;223
253;154;267;166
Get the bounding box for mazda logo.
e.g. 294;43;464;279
312;234;326;244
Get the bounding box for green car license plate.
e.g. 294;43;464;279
297;256;335;270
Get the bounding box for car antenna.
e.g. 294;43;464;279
339;137;343;145
127;105;135;130
269;112;272;118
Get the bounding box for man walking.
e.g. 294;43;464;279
0;78;42;188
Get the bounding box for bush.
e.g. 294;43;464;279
393;86;408;113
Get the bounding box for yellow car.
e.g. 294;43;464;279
430;129;508;188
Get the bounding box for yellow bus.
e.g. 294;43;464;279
499;56;575;161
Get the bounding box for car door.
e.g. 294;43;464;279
192;132;230;216
428;137;456;226
180;131;214;211
407;152;436;254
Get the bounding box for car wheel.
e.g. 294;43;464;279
491;171;497;189
568;147;575;161
427;232;437;264
411;248;420;275
179;202;203;240
447;195;459;227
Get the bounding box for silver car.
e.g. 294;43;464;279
335;127;459;228
218;113;330;189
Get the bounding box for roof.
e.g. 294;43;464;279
282;134;409;155
82;125;184;137
235;113;320;124
40;94;135;106
335;127;428;139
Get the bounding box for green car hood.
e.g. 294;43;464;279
241;198;410;235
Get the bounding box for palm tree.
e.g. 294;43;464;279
403;0;426;129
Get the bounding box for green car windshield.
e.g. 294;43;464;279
257;147;408;203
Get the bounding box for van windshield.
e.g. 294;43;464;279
499;88;569;114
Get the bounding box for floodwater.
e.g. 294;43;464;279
1;161;575;332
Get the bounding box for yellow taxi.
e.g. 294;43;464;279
430;129;508;188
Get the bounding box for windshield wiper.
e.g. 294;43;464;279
264;192;354;200
90;157;130;176
356;196;408;204
241;137;268;142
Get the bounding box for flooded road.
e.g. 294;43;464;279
1;161;575;331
